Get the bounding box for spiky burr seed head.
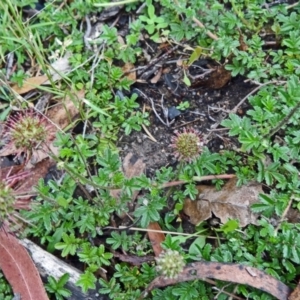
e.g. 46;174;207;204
155;249;186;279
170;128;203;162
3;109;56;160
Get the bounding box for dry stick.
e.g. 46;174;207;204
213;283;245;300
138;45;179;78
192;16;219;41
160;174;236;188
139;262;291;300
231;80;286;114
264;99;300;139
172;0;219;41
134;88;170;127
141;104;158;142
116;227;223;240
83;15;92;50
287;1;300;9
274;195;294;234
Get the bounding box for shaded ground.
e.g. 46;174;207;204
119;73;254;175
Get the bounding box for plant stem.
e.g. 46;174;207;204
264;100;300;139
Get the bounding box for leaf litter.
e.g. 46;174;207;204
183;178;263;227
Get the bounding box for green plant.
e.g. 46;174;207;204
0;272;13;300
45;273;71;300
176;101;190;111
139;0;169;41
2;0;300;299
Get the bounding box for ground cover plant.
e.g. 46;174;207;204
1;0;300;299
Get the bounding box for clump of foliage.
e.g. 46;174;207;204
1;0;300;299
45;273;72;300
0;272;13;300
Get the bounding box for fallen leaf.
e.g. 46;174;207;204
11;75;48;94
190;65;231;89
122;152;145;179
16;158;56;193
46;89;83;130
289;279;300;300
122;62;136;82
150;68;162;84
183;178;262;227
0;164;25;179
110;153;145;216
142;261;291;300
0;230;49;300
147;222;165;257
11;53;73;94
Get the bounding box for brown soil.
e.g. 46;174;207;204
119;72;254;175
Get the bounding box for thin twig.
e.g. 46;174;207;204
264;100;300;139
116;227;224;240
83;15;92;50
134;88;170;127
192;16;219;41
213;283;244;300
274;195;294;234
172;0;219;40
172;117;202;129
231;80;286;114
138;45;179;78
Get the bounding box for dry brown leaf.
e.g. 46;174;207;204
122;152;145;179
122;62;136;82
0;230;49;300
110;153;145;216
11;53;72;94
183;178;262;227
11;75;48;94
142;261;291;300
147;222;165;257
0;164;25;179
46;89;83;129
16;158;56;193
289;280;300;300
150;68;162;84
0;158;55;196
191;65;231;89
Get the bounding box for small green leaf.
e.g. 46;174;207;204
188;47;202;66
82;98;110;116
220;219;239;233
183;71;191;86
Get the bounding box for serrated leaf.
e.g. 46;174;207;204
220;219;239;233
282;259;296;273
76;272;96;293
